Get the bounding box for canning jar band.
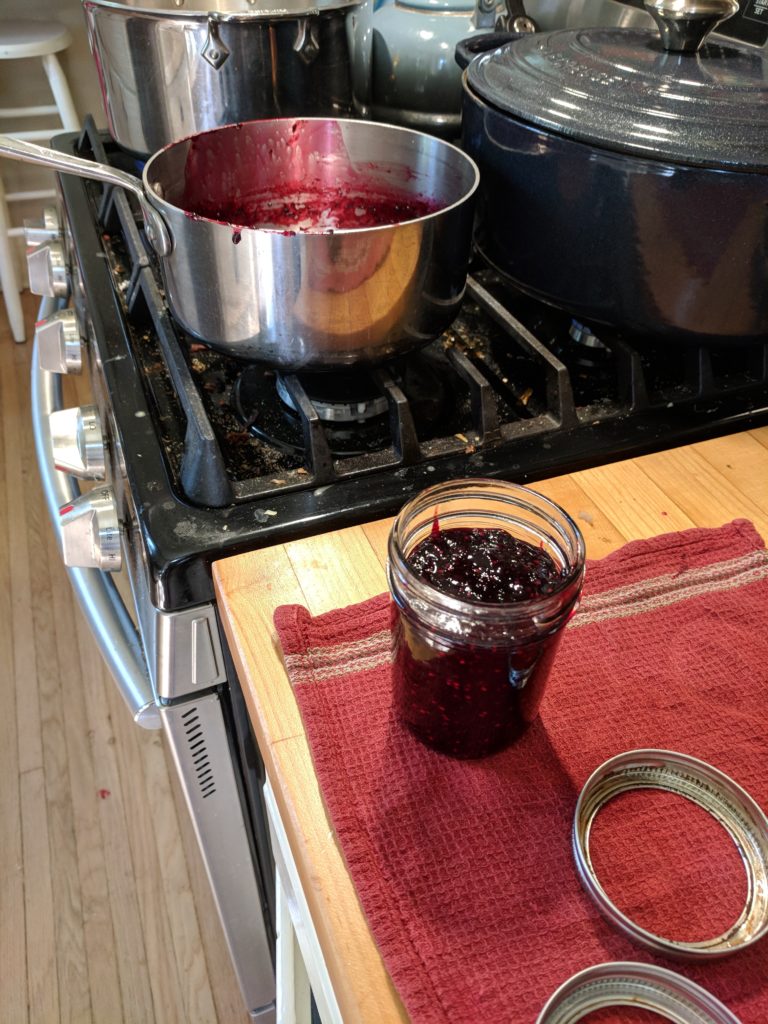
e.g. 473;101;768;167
572;749;768;959
536;961;742;1024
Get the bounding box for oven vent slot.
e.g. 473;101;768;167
181;706;216;798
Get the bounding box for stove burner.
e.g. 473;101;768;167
569;319;609;352
540;312;614;386
230;352;464;462
275;371;389;423
232;365;391;458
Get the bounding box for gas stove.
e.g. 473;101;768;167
52;119;768;611
30;116;768;1023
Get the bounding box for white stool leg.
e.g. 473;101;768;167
275;871;312;1024
41;53;79;131
0;176;25;343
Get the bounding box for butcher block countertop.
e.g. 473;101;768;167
213;428;768;1024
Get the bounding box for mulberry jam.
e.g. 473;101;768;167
387;481;585;759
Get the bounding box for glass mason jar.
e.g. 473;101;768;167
387;479;585;759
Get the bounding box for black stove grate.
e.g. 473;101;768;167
55;118;768;609
77;118;768;508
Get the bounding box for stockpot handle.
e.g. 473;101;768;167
0;134;172;256
455;31;524;71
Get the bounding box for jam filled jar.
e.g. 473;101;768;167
387;479;585;759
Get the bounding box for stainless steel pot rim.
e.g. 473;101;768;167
536;961;743;1024
82;0;358;19
142;117;481;235
572;749;768;959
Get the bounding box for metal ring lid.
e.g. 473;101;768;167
536;962;742;1024
572;749;768;959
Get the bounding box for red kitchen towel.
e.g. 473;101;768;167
274;519;768;1024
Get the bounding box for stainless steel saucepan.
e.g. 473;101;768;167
0;119;479;369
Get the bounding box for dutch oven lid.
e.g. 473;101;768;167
466;0;768;172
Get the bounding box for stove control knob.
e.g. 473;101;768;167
23;206;61;247
50;405;106;480
59;487;122;572
27;240;68;299
36;308;83;375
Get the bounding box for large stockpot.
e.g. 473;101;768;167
459;0;768;343
82;0;358;156
0;119;479;369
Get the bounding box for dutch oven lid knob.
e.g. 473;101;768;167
643;0;739;53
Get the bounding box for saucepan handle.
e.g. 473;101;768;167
455;31;524;71
0;134;172;256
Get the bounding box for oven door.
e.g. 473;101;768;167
31;295;277;1021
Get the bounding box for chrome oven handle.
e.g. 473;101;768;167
32;298;161;730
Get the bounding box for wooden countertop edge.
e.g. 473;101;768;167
213;551;410;1024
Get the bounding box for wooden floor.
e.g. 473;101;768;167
0;292;251;1023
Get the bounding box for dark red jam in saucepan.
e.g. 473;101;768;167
186;184;439;232
392;527;570;759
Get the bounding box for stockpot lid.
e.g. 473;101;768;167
465;0;768;172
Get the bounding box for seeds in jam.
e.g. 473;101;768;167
406;526;566;603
